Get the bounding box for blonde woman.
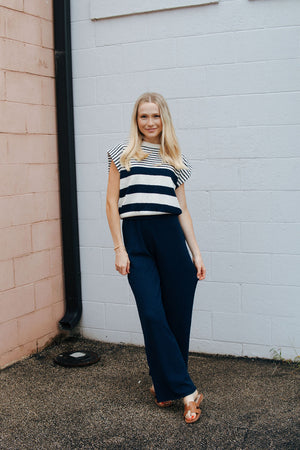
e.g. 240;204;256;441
106;93;206;424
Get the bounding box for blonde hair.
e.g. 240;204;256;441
120;92;186;171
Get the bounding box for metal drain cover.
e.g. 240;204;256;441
54;350;100;367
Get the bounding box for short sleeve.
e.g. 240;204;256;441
107;143;125;173
175;154;192;188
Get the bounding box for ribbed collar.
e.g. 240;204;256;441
141;141;161;150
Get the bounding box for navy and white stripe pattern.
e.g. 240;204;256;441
108;141;192;219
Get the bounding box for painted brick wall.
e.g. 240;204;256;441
0;0;64;369
71;0;300;360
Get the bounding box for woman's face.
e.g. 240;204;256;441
137;102;162;144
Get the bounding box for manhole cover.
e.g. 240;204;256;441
54;350;100;367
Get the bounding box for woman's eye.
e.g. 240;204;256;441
154;115;160;118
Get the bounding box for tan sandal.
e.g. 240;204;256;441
184;393;204;424
150;386;173;408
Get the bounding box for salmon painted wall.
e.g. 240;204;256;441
0;0;64;369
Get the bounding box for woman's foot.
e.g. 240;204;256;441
183;389;204;424
150;385;173;408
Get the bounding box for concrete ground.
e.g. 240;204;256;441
1;336;299;449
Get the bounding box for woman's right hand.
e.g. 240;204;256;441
115;248;130;275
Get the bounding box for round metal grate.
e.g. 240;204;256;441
54;350;100;367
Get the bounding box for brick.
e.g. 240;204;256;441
14;250;50;286
0;39;54;76
242;284;300;318
0;340;37;370
80;247;103;275
0;225;31;260
190;310;212;339
236;27;300;63
74;105;123;134
206;59;300;96
26;105;56;134
81;274;129;303
194;282;240;313
49;246;63;276
177;32;236;67
4;7;41;45
0;285;34;324
0;260;14;291
76;163;106;192
81;301;105;329
194;221;240;252
178;97;238;129
5;71;42;104
271;254;300;287
23;0;53;20
70;0;90;21
78;219;109;247
75;135;99;163
27;164;59;193
18;306;55;345
271;192;300;222
41;76;56;105
0;0;23;11
52;299;64;323
95;45;122;76
81;327;144;346
0;71;5;100
0;320;18;353
102;248;118;276
72;49;97;78
47;191;61;220
240;158;300;190
11;193;48;225
177;129;209;160
213;312;271;345
208;125;300;159
32;220;61;252
122;39;176;72
0;101;27;133
73;77;96;107
51;275;64;303
188;160;239;191
95;13;149;46
77;192;101;219
4;134;58;164
34;278;53;309
241;223;300;255
71;20;96;50
105;303;141;333
37;330;58;352
211;191;272;222
242;344;273;360
238;92;300;127
211;252;271;284
184;191;210;222
190;339;243;357
271;317;300;348
41;18;54;49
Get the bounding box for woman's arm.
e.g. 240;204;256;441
106;161;130;275
176;184;206;280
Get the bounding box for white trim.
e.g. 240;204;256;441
90;0;219;21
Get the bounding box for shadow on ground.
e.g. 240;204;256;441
1;336;299;449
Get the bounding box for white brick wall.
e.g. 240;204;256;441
71;0;300;360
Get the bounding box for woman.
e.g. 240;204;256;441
106;92;206;424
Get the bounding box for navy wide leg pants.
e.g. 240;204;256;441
122;214;198;403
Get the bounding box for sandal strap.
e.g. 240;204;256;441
184;401;200;417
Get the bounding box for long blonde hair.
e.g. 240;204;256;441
120;92;186;171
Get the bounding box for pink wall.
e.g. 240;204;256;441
0;0;64;369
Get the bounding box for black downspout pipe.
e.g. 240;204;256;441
53;0;82;329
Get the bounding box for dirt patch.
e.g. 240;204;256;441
1;337;299;449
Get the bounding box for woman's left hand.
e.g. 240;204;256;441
193;255;206;280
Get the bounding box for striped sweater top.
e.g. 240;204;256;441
107;141;192;219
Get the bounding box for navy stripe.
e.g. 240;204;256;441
119;185;176;199
119;203;182;215
120;166;178;185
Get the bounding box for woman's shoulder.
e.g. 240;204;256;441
108;142;127;157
